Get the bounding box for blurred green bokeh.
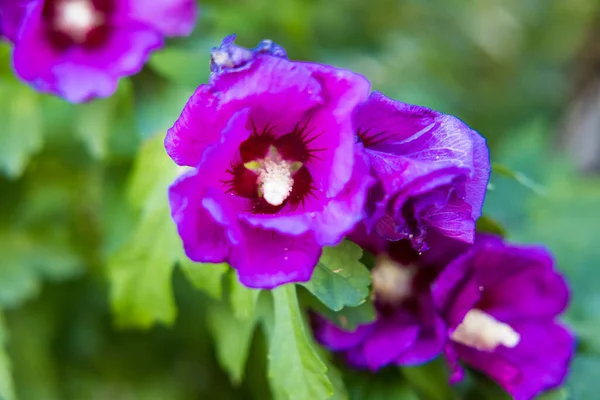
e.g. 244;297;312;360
1;0;600;399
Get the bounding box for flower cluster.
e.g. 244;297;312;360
165;37;574;399
355;92;489;252
313;229;573;399
0;0;197;102
166;36;488;287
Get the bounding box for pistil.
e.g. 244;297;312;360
244;146;302;206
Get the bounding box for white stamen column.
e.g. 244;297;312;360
245;146;302;207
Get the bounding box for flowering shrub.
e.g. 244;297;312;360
163;37;574;399
0;2;598;399
313;231;574;399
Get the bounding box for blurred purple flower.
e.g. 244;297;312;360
432;234;575;400
354;92;490;252
0;0;34;41
166;38;374;289
0;0;197;102
313;228;573;398
313;226;447;370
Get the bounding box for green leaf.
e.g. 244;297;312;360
0;253;39;309
565;355;600;400
180;260;228;300
207;303;257;385
303;288;376;331
126;132;181;213
475;214;507;236
0;312;15;400
268;285;332;400
491;163;547;196
301;241;371;311
314;346;349;400
0;81;42;178
522;177;600;353
149;47;210;87
108;134;181;328
229;273;261;321
108;206;179;328
536;388;568;400
345;369;419;400
0;229;82;308
131;70;193;139
330;301;376;331
0;231;40;307
0;43;10;76
74;97;114;159
256;290;275;338
460;370;511;400
6;291;62;400
325;360;349;400
401;358;454;400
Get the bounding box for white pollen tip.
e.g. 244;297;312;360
499;326;521;348
451;309;521;352
258;160;294;206
262;180;292;206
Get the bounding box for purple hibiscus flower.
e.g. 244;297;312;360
432;234;575;400
0;0;33;41
165;37;374;289
0;0;197;102
312;225;447;370
354;92;490;252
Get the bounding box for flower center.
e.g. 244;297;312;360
371;255;415;305
223;119;318;214
54;0;103;43
245;146;302;206
258;159;294;206
43;0;114;50
451;309;520;352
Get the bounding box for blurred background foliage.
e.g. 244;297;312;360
1;0;600;398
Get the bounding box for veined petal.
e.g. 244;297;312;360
355;91;490;250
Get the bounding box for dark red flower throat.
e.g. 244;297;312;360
42;0;115;51
223;118;322;215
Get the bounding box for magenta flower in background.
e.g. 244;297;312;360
354;92;490;252
313;227;447;370
0;0;33;41
313;229;573;399
0;0;197;102
432;235;574;400
166;37;374;289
